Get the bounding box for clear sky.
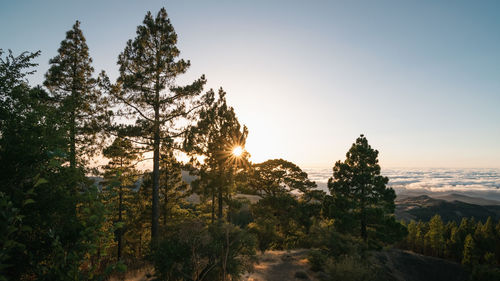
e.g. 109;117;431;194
1;0;499;169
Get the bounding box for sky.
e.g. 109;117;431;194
1;0;499;169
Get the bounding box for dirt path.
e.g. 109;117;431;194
114;249;316;281
242;249;317;281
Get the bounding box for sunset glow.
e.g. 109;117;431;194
232;146;243;157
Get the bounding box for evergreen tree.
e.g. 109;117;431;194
114;8;207;244
462;234;478;266
102;137;140;261
44;21;109;169
415;221;426;253
159;146;190;227
478;217;496;258
185;88;249;223
406;220;418;250
328;134;399;243
427;214;445;257
0;49;108;280
445;225;462;261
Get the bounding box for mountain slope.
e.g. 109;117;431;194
371;249;468;281
395;195;500;222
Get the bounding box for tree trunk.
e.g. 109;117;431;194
218;186;223;220
211;188;215;224
118;184;123;260
152;96;160;246
70;51;78;170
163;182;168;227
69;106;76;169
360;184;367;242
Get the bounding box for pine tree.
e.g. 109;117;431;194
445;225;462;261
44;21;109;169
328;134;398;242
159;146;189;227
102;137;140;261
406;220;418;250
185;88;248;222
462;234;478;266
479;217;496;255
416;221;428;254
428;214;445;257
114;8;208;244
458;217;469;241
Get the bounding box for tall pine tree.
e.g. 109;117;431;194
114;8;208;244
102;137;140;261
328;134;399;243
44;21;109;169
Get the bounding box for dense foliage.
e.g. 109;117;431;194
325;135;407;245
399;215;500;278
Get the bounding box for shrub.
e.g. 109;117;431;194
154;220;256;281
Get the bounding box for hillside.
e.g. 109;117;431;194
243;249;468;281
395;194;500;222
433;193;500;205
371;249;468;281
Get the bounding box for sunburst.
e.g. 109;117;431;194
232;146;243;157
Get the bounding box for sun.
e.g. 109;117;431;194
232;146;243;157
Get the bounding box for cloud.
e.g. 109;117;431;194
304;167;500;200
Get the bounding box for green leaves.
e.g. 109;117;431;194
44;20;109;168
327;134;401;244
250;159;317;197
22;199;35;206
34;177;48;187
115;7;208;243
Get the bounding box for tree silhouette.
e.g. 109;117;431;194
249;159;317;198
159;146;189;227
114;8;208;244
44;21;109;169
185;88;248;222
328;134;397;242
462;234;478;266
102;137;140;261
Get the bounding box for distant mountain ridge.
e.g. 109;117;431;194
395;194;500;222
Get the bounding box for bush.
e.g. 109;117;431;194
154;221;256;281
308;219;366;257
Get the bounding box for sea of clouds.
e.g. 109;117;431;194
304;168;500;201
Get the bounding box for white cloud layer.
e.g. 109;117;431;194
304;168;500;201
